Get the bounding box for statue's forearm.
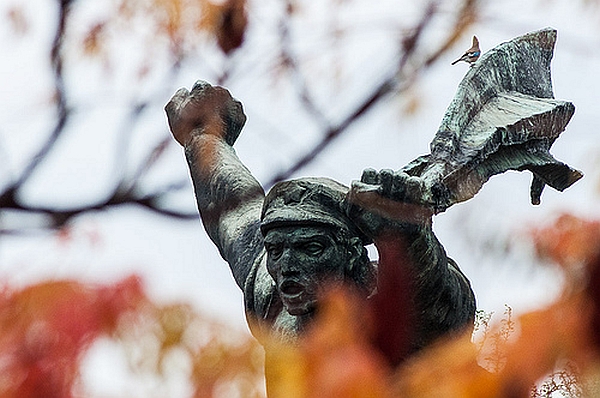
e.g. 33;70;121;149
185;134;265;287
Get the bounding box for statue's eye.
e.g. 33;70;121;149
266;244;283;260
303;242;324;256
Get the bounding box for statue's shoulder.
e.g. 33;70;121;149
243;251;282;332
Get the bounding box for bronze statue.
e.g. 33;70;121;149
165;79;475;353
165;28;580;371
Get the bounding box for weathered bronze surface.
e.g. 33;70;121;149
165;28;580;368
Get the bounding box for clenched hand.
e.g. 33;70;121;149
165;80;246;147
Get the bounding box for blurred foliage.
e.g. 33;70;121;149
261;214;600;397
0;213;598;397
0;275;264;398
0;275;146;397
87;0;247;57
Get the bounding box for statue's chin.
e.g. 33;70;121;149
287;307;309;316
284;300;315;316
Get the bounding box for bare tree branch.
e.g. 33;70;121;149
0;1;196;234
0;0;480;234
266;0;447;186
16;0;72;187
0;179;197;234
267;75;396;185
0;0;72;212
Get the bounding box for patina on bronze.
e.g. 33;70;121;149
165;28;580;372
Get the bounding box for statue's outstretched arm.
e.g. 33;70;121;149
355;28;582;215
165;81;265;288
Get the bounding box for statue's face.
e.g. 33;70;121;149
264;225;349;316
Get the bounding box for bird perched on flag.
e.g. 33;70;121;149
451;36;480;66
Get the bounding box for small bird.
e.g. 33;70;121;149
451;36;481;66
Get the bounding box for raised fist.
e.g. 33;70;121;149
165;80;246;146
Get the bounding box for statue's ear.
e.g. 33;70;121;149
346;236;366;275
345;236;377;294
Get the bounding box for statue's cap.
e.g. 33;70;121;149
261;177;370;244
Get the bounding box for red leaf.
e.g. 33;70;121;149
216;0;247;54
368;236;416;367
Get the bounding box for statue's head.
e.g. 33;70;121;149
260;178;374;316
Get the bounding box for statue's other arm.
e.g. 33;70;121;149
165;81;265;288
347;169;476;351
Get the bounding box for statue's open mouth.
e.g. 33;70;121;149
280;280;314;315
280;280;304;297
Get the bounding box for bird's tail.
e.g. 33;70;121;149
451;58;461;65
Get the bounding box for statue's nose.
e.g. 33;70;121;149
279;251;299;276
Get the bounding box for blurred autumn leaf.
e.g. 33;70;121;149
205;0;247;55
90;0;246;57
6;6;28;36
82;22;107;56
264;288;390;398
531;213;600;271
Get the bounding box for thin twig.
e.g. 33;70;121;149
13;0;72;187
